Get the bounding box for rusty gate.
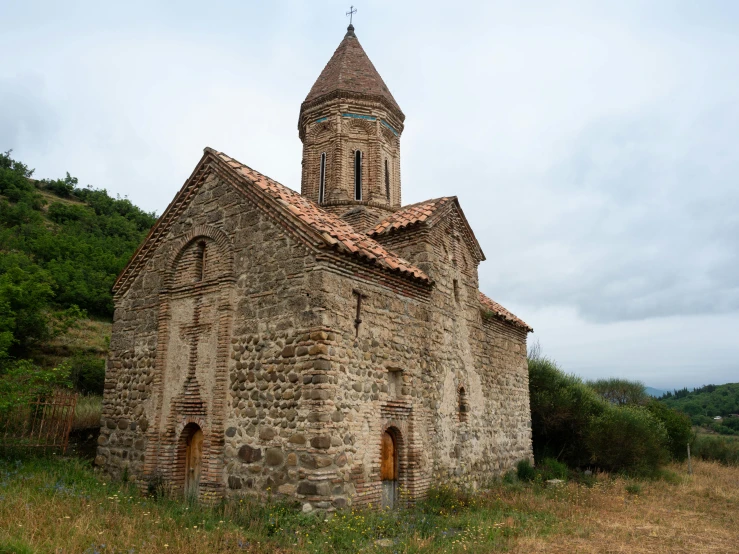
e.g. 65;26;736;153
1;389;78;454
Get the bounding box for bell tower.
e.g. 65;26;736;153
298;24;405;232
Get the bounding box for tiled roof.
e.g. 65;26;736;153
479;292;532;332
304;25;402;117
368;197;454;236
211;149;429;283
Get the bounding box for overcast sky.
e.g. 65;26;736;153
2;1;737;389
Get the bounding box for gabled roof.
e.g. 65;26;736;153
303;25;403;119
479;292;532;332
370;197;454;235
113;148;429;294
368;196;485;262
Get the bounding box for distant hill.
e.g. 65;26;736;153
645;386;667;397
659;383;739;435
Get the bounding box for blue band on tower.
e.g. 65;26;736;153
380;120;398;136
341;113;376;121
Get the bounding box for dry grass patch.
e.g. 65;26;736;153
511;461;739;553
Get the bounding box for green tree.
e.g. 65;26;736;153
0;360;71;416
645;399;694;460
587;378;648;406
586;406;669;474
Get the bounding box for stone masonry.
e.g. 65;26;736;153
98;24;534;510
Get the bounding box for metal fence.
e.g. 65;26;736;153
1;389;78;454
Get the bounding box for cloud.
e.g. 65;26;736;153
0;75;59;159
1;0;737;386
483;105;739;324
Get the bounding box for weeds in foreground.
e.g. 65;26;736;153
624;483;642;495
0;456;737;553
0;456;556;553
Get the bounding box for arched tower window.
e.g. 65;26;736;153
354;150;363;201
319;152;327;204
385;158;391;201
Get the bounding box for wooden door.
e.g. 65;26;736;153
185;428;203;498
381;431;397;508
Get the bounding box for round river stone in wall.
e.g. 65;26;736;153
238;444;262;463
265;448;284;466
259;426;276;441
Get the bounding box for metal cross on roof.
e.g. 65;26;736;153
346;5;357;24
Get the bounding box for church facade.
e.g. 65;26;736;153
97;24;533;510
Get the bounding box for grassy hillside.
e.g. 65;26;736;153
0;150;155;405
659;383;739;435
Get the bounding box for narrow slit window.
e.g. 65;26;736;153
385;159;390;201
195;241;206;282
458;386;469;422
453;279;460;303
319;152;326;204
353;289;366;337
354;150;363;201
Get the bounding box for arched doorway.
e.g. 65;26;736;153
182;423;203;499
381;429;398;508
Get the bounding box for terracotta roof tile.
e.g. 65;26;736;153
304;26;402;117
212;150;429;283
368;197;454;236
479;292;532;332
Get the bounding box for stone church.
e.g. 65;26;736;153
97;23;533;510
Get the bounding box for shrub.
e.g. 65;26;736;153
516;459;537;482
69;353;105;394
625;483;642;495
528;356;608;467
646;399;694;460
586;405;669;475
538;457;569;481
502;469;519;485
693;435;739;465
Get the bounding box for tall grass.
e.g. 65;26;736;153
73;394;102;429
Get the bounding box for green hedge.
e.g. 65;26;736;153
528;356;684;474
528;357;607;467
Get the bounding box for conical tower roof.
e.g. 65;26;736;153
302;25;404;120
